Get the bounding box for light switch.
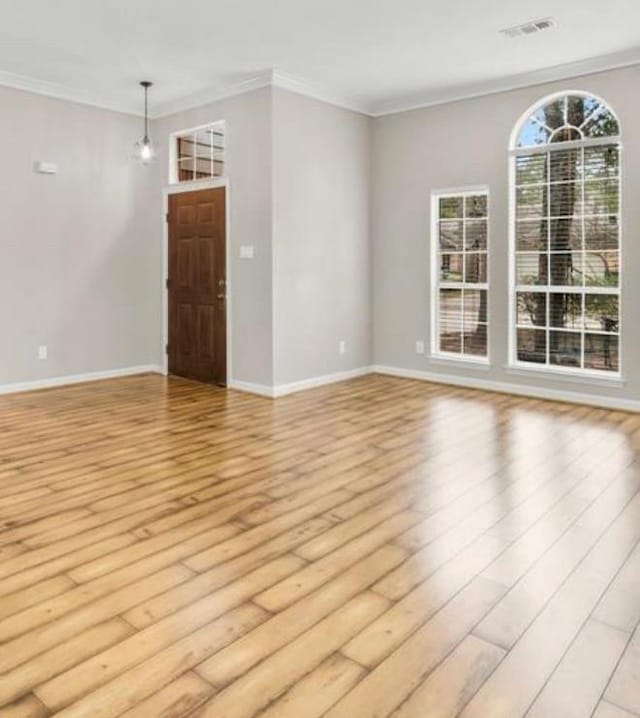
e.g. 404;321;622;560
240;245;254;259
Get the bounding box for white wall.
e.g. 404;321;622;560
372;65;640;406
153;87;275;387
0;85;159;386
272;88;372;386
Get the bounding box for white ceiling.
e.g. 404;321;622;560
0;0;639;117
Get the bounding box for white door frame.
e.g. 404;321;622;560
161;177;232;382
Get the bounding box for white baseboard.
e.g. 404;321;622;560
227;379;276;398
4;361;633;413
273;367;373;397
371;364;640;413
0;365;163;396
229;367;374;399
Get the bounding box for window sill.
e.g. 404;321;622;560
504;363;626;387
429;354;491;371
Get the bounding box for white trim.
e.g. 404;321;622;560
0;365;162;396
155;70;372;118
270;71;370;116
229;367;374;399
0;70;142;116
273;367;373;398
228;380;275;398
369;48;640;117
162;178;232;382
504;363;626;386
510;135;622;156
3;50;640;121
429;354;491;371
168;120;226;186
508;94;622;377
152;72;275;119
430;187;490;364
372;364;640;413
509;89;621;150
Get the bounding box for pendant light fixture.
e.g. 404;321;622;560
134;81;156;163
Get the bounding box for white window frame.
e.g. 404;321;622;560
508;90;622;379
430;186;490;365
169;120;226;185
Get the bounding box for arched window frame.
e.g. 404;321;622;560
508;90;622;377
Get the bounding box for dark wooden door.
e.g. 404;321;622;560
168;187;226;385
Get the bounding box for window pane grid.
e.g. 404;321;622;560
433;192;489;361
173;123;225;184
513;118;620;374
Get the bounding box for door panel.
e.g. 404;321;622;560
168;187;226;384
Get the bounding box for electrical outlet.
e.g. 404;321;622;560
38;345;48;360
339;340;346;355
416;340;425;355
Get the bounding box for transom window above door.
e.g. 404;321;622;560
170;121;225;184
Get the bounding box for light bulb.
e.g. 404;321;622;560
134;136;156;164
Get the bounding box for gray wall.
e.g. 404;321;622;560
0;85;159;385
4;65;639;403
153;87;274;387
272;88;372;386
372;64;640;403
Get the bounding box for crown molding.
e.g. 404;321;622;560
369;46;640;117
150;71;275;118
2;45;640;122
270;71;371;115
0;70;142;116
151;70;372;118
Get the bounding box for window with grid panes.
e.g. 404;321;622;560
432;190;489;360
511;93;621;374
173;122;225;183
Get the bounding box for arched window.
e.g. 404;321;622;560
510;92;621;374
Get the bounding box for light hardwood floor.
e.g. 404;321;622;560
0;373;639;718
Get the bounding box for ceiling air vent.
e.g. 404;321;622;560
500;18;557;39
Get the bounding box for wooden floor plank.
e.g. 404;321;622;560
0;373;639;717
325;577;506;718
254;511;417;611
604;627;640;716
0;564;193;673
0;618;134;707
116;672;216;718
37;604;267;718
257;653;366;718
123;517;330;629
473;479;640;651
196;545;405;688
35;556;303;711
192;592;389;718
0;694;48;718
593;539;640;633
593;701;640;718
461;494;640;717
526;619;629;718
389;635;505;718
